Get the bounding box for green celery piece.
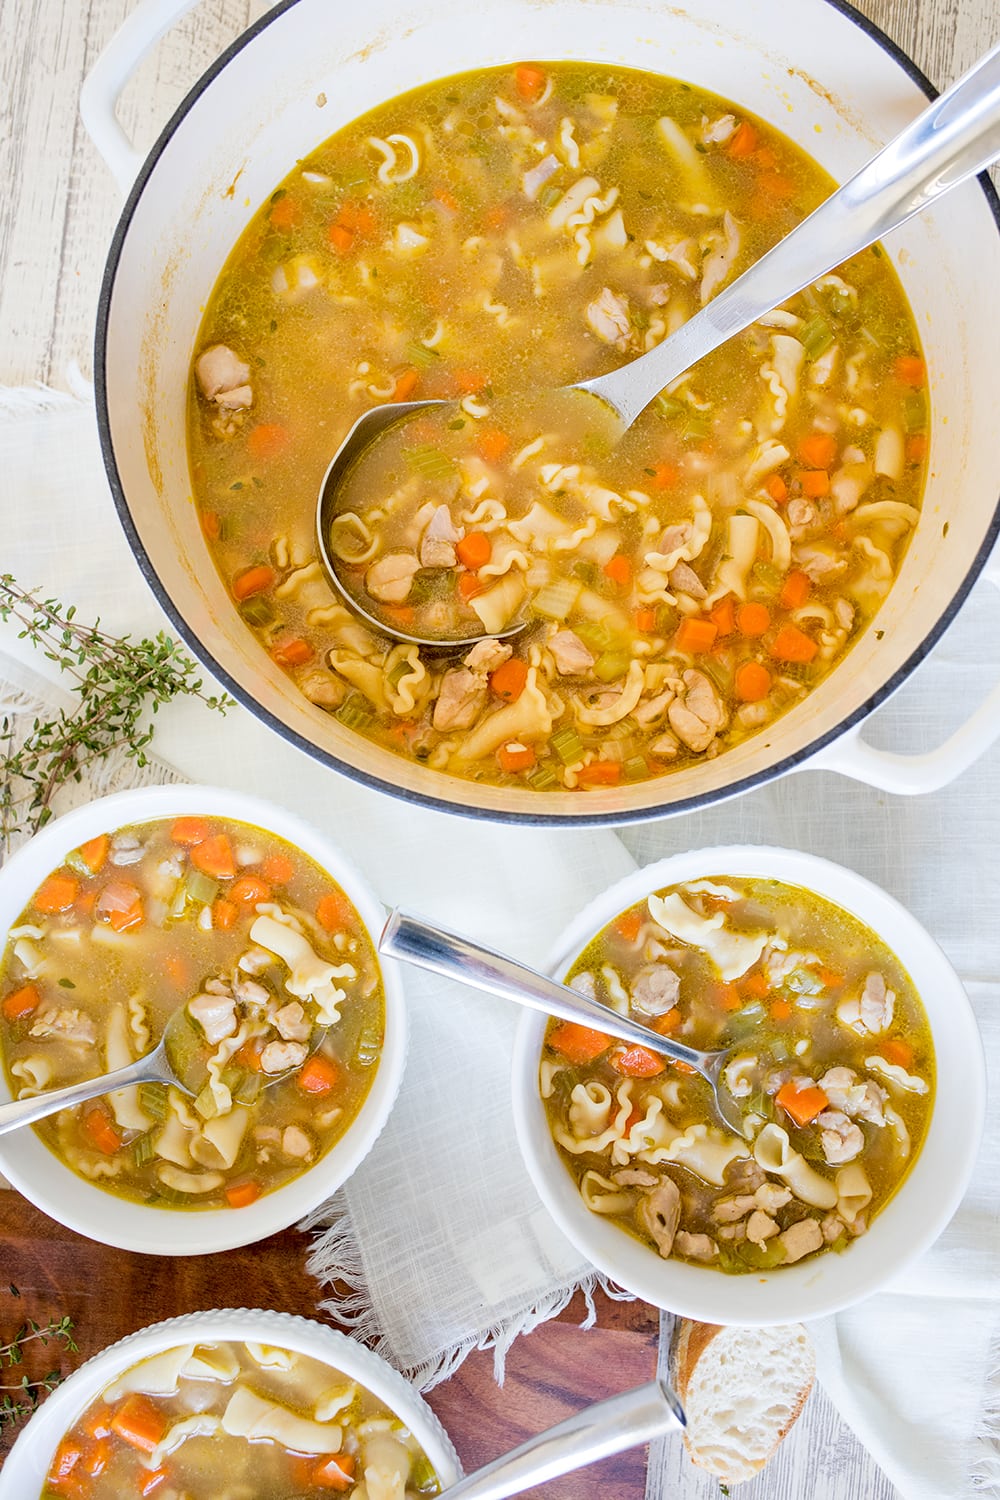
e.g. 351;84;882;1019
531;579;582;621
593;650;631;682
550;727;585;764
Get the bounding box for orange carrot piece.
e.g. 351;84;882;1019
906;432;928;463
611;1045;665;1077
212;898;239;931
336;200;376;236
381;604;416;627
614;909;642;942
456;531;492;570
140;1468;170;1496
576;760;622;788
727;120;758;158
225;1178;262;1209
652;1006;681;1035
190;833;236;881
709;595;735;637
109;1394;169;1454
649;462;678;489
476;428;511;464
673;1059;698;1076
797;430;838;470
82;1107;122;1156
893;354;926;387
50;1438;85;1483
170;817;209;846
232;565;275;601
77;834;109;873
236;1038;265;1072
769;998;792;1022
433;186;460;213
297;1054;340;1095
497;741;536;773
201;510;221;541
603;554;632;588
713;982;742;1012
392;367;420;402
764;472;788;503
547;1021;611;1064
317;891;350;932
489;657;528;702
33;873;79;914
246;424;288;462
881;1037;915;1069
2;983;41;1022
737;602;771;637
674;617;718;654
776;1081;829;1126
230;876;271;905
816;966;843;989
798;469;830;498
779;569;812;610
260;854;295;885
515;64;548;102
634;607;658;633
271;637;314;667
741;971;771;999
328;222;354;253
453;368;487;394
163;954;189;989
108;899;143;933
458;571;485;602
269;194;301;231
311;1453;357;1491
770;624;818;664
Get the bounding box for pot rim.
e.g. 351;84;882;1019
92;0;1000;828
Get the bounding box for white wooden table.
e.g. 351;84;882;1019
2;4;998;1498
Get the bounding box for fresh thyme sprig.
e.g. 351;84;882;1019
0;1286;78;1431
0;576;233;851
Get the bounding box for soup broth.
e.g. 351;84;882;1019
188;62;926;793
541;877;933;1272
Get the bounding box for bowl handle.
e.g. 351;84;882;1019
79;0;201;194
804;556;1000;793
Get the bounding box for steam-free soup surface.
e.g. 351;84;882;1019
189;61;927;793
542;877;933;1272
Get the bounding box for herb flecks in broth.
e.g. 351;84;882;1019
542;878;933;1273
189;62;927;792
0;817;384;1210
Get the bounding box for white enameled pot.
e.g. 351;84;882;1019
510;846;985;1324
84;0;1000;825
0;785;407;1255
0;1309;462;1496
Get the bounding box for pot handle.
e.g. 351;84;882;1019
804;556;1000;793
79;0;201;194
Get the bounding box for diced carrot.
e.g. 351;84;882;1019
393;367;420;402
230;876;271;905
190;833;236;881
476;428;510;464
328;222;354;253
456;531;492;570
603;554;632;588
81;1436;113;1478
727;120;758;158
163;954;190;989
497;741;536;773
906;432;928;463
76;888;98;917
673;1060;698;1076
816;966;843;989
33;873;79;914
614;909;642;942
674;617;718;654
109;1394;169;1455
515;64;548;103
201;510;221;541
649;462;678;489
170;817;209;846
317;891;350;932
741;971;771;999
458;571;485;601
709;595;735;637
212;898;239;931
547;1021;611;1064
236;1038;265;1072
297;1054;340;1095
82;1107;122;1157
247;424;288;462
336;200;376;236
77;834;109;873
269;194;301;231
765;473;788;503
779;568;812;610
50;1438;85;1482
798;469;830;498
109;897;144;933
140;1469;170;1496
881;1037;915;1069
433;186;460;213
634;608;658;632
611;1045;664;1077
797;430;838;470
737;602;771;637
312;1453;357;1491
651;1006;681;1035
775;1081;829;1127
381;604;416;628
2;983;41;1022
758;170;795;200
769;998;792;1022
482;204;509;231
232;564;275;601
271;636;314;667
713;982;742;1012
894;354;926;387
770;624;818;664
453;368;487;394
576;760;622;788
260;854;295;885
490;657;528;702
81;1405;113;1442
225;1178;262;1209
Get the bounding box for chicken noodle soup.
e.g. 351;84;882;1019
41;1339;440;1498
189;62;927;791
0;818;384;1210
542;878;933;1272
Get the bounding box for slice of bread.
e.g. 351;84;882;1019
671;1320;815;1484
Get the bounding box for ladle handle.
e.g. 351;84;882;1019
0;1048;166;1137
441;1379;684;1500
583;39;1000;424
379;909;707;1070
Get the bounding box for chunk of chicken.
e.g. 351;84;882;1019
419;505;463;569
746;1209;780;1247
29;1008;96;1045
634;689;675;728
432;668;488;731
754;1182;792;1214
569;971;597;1001
195;344;252;408
836;971;896;1036
232;979;269;1008
649;731;680;759
187;992;238;1045
818;1109;865;1165
673;1230;719;1263
669;561;707;599
301;671;347;711
655;523;692;557
667;669;728;752
630;964;681;1017
365;553;421;604
637;1177;681;1257
700;211;741;304
282;1125;314;1159
549;630;595;676
274;1001;311;1043
712;1194;757;1224
463;639;512;674
259;1040;308;1074
585;288;633;352
778;1218;824;1264
818;1067;887;1127
611;1167;659;1188
821;1212;846;1244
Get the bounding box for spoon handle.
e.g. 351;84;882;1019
379;909;707;1070
0;1047;167;1137
582;39;1000;425
441;1378;684;1500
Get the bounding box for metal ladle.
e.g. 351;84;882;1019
317;40;1000;648
380;909;750;1136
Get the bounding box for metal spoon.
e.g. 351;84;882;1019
379;909;749;1136
441;1377;684;1500
317;39;1000;647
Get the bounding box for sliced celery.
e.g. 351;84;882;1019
551;727;585;764
593;650;630;682
531;579;582;621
